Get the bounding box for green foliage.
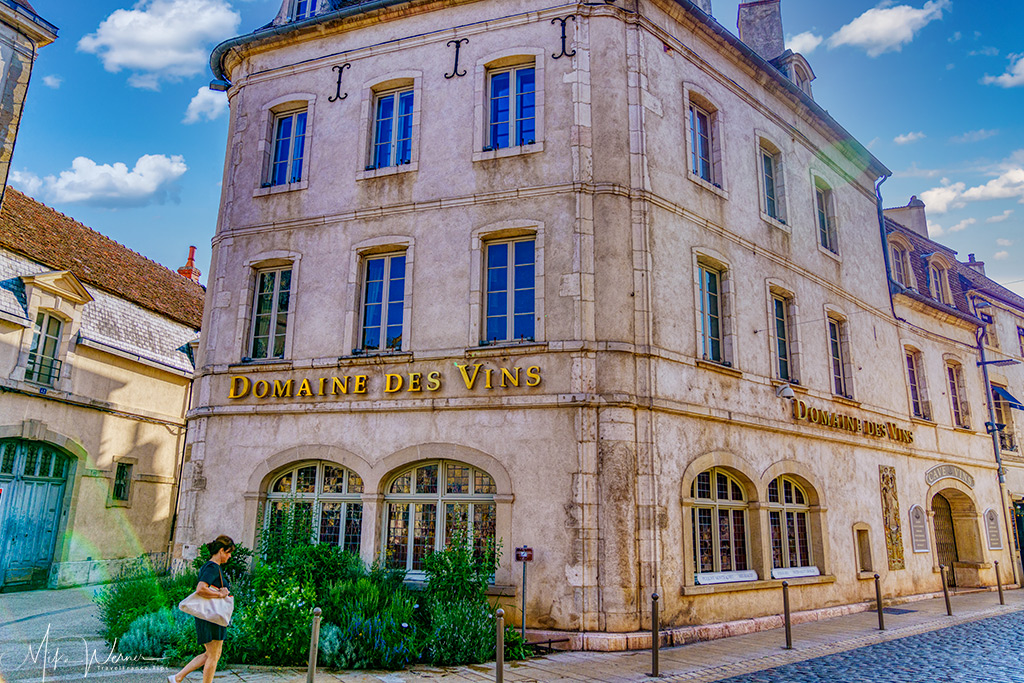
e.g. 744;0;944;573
95;561;199;643
422;598;495;666
422;526;499;606
118;608;191;660
277;543;364;600
318;590;419;670
190;542;253;585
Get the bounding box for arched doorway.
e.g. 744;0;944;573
0;440;73;590
933;493;958;586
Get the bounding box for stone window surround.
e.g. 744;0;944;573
680;452;829;589
887;233;916;290
342;236;415;356
924;253;954;307
469;220;546;348
682;82;729;199
811;171;841;260
902;343;932;422
766;475;814;571
692;248;736;369
943;354;972;430
253;93;317;197
356;70;423;180
824;304;855;400
473;49;546;163
107;456;137;508
851;522;874;577
10;276;90;394
238;251;302;363
755;131;788;230
765;279;801;385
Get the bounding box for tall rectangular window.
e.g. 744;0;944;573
292;0;314;20
906;351;929;419
891;245;909;287
947;364;969;429
773;295;791;381
1018;326;1024;357
816;185;836;252
26;312;62;385
372;89;414;169
690;105;713;182
112;462;132;502
270;110;307;186
484;238;535;343
360;253;406;352
762;151;779;219
828;317;849;397
994;387;1018;453
249;268;292;360
488;65;535;150
929;265;950;305
699;265;722;363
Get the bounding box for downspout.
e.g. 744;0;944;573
167;363;195;573
874;173;897;318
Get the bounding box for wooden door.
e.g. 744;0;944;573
933;493;959;587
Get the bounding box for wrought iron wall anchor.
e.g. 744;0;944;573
552;16;577;59
445;38;469;79
329;63;351;102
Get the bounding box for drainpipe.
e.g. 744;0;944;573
874;174;897;318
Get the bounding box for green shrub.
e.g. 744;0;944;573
318;590;419;670
190;542;253;586
277;543;363;601
223;563;315;665
422;527;498;606
118;608;190;660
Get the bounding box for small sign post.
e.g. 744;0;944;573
515;546;533;640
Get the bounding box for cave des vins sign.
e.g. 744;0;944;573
792;399;914;445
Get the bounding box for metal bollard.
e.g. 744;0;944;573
782;581;792;650
874;574;885;631
649;593;660;677
995;560;1005;605
306;607;322;683
496;608;505;683
940;565;952;616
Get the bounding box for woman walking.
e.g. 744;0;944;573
170;535;234;683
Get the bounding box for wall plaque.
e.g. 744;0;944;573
879;465;905;570
924;464;974;488
694;570;757;585
771;566;820;580
985;509;1003;550
908;504;929;553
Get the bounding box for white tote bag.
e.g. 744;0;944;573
178;564;234;627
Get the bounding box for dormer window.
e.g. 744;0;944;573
26;312;63;386
929;264;950;305
891;244;910;288
292;0;315;20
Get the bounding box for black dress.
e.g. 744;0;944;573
195;561;229;644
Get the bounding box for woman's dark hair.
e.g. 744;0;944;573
208;535;235;556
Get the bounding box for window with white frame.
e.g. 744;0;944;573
248;267;292;360
760;143;785;223
370;88;414;169
698;263;723;363
772;294;793;381
827;315;851;397
25;312;62;385
486;63;535;150
484;237;535;344
984;314;1000;349
815;180;837;253
767;476;812;569
291;0;315;20
905;349;931;420
264;462;363;554
890;243;911;288
690;104;714;182
993;386;1017;453
359;252;406;352
946;362;971;429
383;461;497;574
929;264;950;305
691;468;750;577
268;109;308;186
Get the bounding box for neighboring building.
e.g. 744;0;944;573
0;0;57;207
883;198;1020;588
177;0;1011;642
0;188;204;589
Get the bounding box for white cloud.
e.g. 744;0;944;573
988;210;1015;224
41;75;62;89
949;31;961;43
920;180;966;213
10;155;188;207
962;167;1024;202
983;54;1024;88
786;31;824;55
950;129;998;144
994;250;1010;260
867;137;881;151
894;131;926;145
9;169;43;195
183;87;229;124
927;220;945;236
948;217;976;233
78;0;240;90
969;46;1000;57
829;0;950;57
997;238;1014;246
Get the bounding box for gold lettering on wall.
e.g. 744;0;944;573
792;399;914;444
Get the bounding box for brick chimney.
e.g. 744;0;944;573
883;196;930;238
177;245;202;283
738;0;786;63
966;254;986;276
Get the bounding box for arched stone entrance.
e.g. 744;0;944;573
930;488;983;588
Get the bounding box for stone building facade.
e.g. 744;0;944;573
177;0;1012;639
0;188;204;588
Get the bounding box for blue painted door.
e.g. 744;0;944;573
0;440;70;589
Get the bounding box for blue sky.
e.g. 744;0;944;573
8;0;1024;293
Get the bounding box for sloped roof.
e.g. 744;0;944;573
0;188;204;329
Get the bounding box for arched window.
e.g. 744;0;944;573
767;476;812;569
383;461;496;574
264;462;364;554
691;468;749;576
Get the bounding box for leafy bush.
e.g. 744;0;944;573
118;608;191;660
277;543;363;601
318;590;419;670
422;527;497;606
191;542;253;586
223;563;315;665
95;562;197;642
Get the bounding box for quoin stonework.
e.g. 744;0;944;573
173;0;1018;645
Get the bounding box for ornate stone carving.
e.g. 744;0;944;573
879;465;905;570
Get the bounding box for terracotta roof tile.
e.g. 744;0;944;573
0;187;204;329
